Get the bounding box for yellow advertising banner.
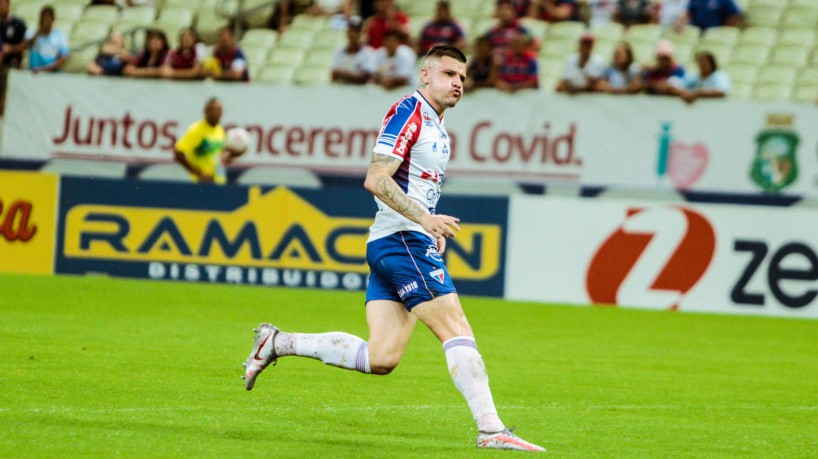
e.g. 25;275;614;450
0;171;59;274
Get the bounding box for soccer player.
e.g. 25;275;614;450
242;45;545;452
173;98;242;184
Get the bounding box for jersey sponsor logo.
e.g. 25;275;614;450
429;268;445;284
421;170;440;182
397;281;419;299
425;244;443;262
586;206;715;310
422;112;433;127
395;122;418;156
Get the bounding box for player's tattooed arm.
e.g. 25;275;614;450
364;153;426;222
364;153;460;238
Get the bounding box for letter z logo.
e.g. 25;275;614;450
585;206;716;310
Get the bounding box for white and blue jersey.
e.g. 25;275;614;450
367;90;452;243
365;90;457;309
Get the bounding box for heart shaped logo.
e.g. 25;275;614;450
668;142;709;189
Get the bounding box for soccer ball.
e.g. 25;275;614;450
225;127;250;155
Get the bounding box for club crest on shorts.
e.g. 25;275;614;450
429;268;445;284
425;244;443;262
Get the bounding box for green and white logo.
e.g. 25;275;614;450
750;114;799;193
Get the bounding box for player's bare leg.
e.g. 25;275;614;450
412;293;545;452
242;300;416;389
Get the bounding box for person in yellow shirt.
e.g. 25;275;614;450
173;98;243;184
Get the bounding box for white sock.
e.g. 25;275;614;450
275;332;371;374
443;336;505;433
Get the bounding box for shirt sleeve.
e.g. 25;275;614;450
175;123;202;156
373;99;422;159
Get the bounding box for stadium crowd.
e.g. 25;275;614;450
2;0;817;115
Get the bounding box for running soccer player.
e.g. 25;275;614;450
242;45;545;452
173;97;242;184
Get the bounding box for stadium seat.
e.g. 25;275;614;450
791;83;818;103
71;21;111;48
729;81;753;99
407;15;429;40
155;6;195;29
41;159;127;179
629;40;656;65
663;25;701;46
729;44;770;66
237;0;273;28
752;83;792;101
83;5;119;24
593;39;616;61
745;6;783;28
303;48;334;67
461;0;495;20
789;0;818;10
589;22;624;42
237;167;322;188
255;63;296;84
547;21;585;41
267;48;306;66
538;38;574;60
163;0;203;10
625;23;662;44
754;65;797;85
399;0;436;17
768;46;810;68
276;29;315;50
242;44;271;70
195;10;229;45
311;30;345;51
63;45;97;73
14;1;42;26
725;63;760;85
748;0;787;8
694;43;732;66
776;29;816;48
673;43;694;65
779;8;818;29
736;27;777;47
289;14;328;33
471;18;496;38
241;29;278;49
700;26;741;47
119;6;157;26
294;65;331;85
138;163;192;182
796;68;818;86
52;2;84;23
520;17;549;40
537;57;565;80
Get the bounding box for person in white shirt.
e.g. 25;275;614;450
331;20;375;84
371;29;417;90
654;0;689;31
598;41;641;94
556;32;606;94
674;50;731;103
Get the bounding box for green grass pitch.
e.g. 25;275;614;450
1;274;817;458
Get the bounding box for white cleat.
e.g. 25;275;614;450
242;323;280;391
476;428;546;452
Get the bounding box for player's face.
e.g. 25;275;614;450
423;56;466;112
205;101;222;126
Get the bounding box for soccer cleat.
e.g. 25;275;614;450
476;428;545;452
242;323;280;391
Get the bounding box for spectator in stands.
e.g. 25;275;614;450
675;0;743;32
123;28;168;78
418;1;466;56
527;0;578;23
371;29;416;89
493;31;539;92
86;32;130;76
331;20;375;85
203;27;250;82
363;0;409;49
465;35;494;90
638;40;685;95
653;0;689;31
0;0;26;114
23;6;68;74
556;32;605;94
161;28;205;80
502;0;531;18
304;0;354;18
673;50;730;103
617;0;652;27
587;0;618;28
597;41;641;94
486;1;538;52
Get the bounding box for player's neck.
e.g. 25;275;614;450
417;88;445;118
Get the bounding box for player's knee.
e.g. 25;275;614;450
368;353;401;375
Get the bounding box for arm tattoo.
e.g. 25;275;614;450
368;154;427;223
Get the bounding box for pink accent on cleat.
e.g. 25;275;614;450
476;429;546;452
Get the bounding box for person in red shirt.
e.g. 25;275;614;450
161;28;204;80
486;1;540;52
527;0;578;22
363;0;409;49
418;1;466;55
493;31;539;92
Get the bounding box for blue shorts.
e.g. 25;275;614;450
365;231;457;310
